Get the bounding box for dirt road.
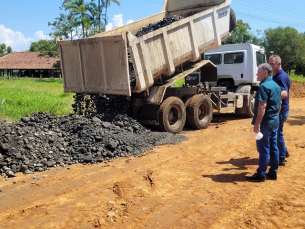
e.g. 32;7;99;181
1;85;305;228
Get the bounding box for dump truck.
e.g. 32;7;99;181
57;0;237;133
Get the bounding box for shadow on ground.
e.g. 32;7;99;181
202;172;249;184
202;157;258;183
286;115;305;126
216;157;258;170
211;113;250;124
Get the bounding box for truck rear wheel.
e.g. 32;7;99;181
158;97;186;133
186;94;213;130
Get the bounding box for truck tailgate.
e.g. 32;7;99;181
58;34;131;96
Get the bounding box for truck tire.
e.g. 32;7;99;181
186;94;213;130
158;97;186;133
229;8;236;32
245;92;256;118
181;95;193;128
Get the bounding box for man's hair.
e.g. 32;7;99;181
259;63;273;76
269;55;281;64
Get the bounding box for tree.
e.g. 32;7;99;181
263;27;305;73
30;40;58;52
222;19;253;44
0;43;13;57
6;46;12;54
29;39;58;57
62;0;97;38
49;0;121;39
222;19;263;46
49;13;79;39
251;30;264;46
101;0;120;26
97;0;106;31
88;2;104;33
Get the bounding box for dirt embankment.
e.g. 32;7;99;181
290;81;305;98
0;82;304;229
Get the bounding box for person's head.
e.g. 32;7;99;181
257;63;272;81
268;55;282;75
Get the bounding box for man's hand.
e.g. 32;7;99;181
253;124;260;133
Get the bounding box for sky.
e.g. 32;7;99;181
0;0;304;52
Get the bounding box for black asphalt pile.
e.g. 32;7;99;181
130;15;184;87
0;112;187;178
128;15;184;91
135;15;184;37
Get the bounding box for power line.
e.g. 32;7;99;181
235;11;305;28
234;0;305;15
233;0;305;19
144;0;163;4
235;11;305;26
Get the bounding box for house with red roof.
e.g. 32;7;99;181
0;52;61;77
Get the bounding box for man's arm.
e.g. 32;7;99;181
281;90;288;99
278;101;282;113
253;101;266;133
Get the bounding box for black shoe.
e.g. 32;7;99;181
286;151;291;158
279;160;286;166
245;173;266;182
266;172;277;180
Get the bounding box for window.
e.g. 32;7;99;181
205;54;222;65
224;52;244;64
256;51;266;66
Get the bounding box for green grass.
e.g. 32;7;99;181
174;78;185;87
289;72;305;83
0;77;74;121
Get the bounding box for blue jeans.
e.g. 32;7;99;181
278;111;289;161
256;125;279;177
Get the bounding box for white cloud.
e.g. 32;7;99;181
105;15;134;32
126;19;134;24
33;31;50;40
0;24;51;52
105;23;113;31
113;14;124;28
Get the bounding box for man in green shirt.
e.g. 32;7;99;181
246;63;281;182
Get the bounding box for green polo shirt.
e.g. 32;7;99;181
251;77;281;129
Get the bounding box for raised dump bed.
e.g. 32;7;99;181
58;0;233;96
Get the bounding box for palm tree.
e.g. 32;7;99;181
63;0;95;38
97;0;106;31
88;2;104;34
100;0;120;28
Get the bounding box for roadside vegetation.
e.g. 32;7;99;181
0;77;74;122
289;72;305;83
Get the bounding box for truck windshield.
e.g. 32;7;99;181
205;54;222;65
256;51;266;66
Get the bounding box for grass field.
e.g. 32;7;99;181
0;77;74;121
289;72;305;82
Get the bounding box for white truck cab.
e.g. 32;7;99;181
204;43;266;87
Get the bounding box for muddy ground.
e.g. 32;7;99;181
0;81;305;229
